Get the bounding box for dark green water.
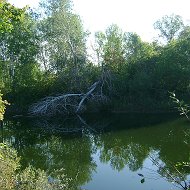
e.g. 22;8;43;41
1;113;190;190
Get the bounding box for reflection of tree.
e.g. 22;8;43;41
34;136;97;188
1;119;97;189
1;114;190;189
93;116;190;184
95;131;150;171
148;152;189;190
148;120;190;187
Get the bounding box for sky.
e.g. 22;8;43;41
8;0;190;42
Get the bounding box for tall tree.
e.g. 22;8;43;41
38;0;87;73
0;1;27;92
95;24;125;71
153;14;184;43
94;25;126;96
123;32;155;62
0;1;40;104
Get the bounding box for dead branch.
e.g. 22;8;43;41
29;93;83;116
28;81;105;116
76;81;100;113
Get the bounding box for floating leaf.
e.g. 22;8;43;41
141;178;145;183
138;173;144;177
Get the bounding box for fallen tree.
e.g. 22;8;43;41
28;80;108;116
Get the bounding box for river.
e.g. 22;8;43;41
1;113;190;190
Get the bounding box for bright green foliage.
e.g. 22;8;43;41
0;1;26;33
0;1;25;92
0;143;20;189
0;92;9;120
0;7;39;80
0;2;41;107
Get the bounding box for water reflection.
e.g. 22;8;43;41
1;114;190;190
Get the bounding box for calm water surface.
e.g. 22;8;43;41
1;113;190;190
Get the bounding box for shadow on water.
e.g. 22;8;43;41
0;113;190;190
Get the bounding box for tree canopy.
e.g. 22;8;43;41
153;14;184;43
0;0;190;114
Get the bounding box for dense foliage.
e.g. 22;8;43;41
1;0;190;114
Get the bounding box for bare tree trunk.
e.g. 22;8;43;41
76;81;100;113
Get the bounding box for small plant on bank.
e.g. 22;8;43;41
169;92;190;190
169;92;190;120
